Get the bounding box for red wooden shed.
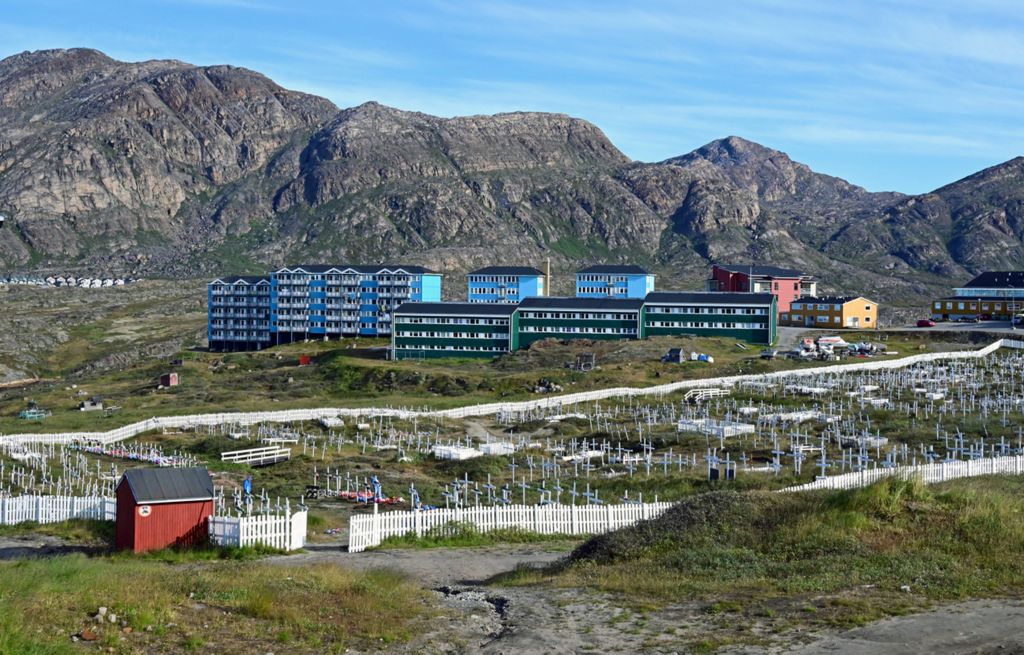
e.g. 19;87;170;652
115;467;215;552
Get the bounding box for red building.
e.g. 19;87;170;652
707;264;817;313
115;467;215;553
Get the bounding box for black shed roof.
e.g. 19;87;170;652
120;467;215;504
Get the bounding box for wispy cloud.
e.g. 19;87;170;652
1;0;1022;192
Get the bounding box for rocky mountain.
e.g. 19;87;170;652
0;48;1020;304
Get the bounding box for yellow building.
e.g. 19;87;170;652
781;296;878;329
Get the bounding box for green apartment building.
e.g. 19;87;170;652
392;302;517;360
644;292;777;343
516;297;644;347
392;292;776;360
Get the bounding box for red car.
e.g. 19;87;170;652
917;319;936;327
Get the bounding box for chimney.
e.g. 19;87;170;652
545;258;551;297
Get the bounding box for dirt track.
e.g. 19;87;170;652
279;544;1024;654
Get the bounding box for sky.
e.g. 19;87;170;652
2;0;1022;194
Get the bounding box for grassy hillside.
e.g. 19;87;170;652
507;476;1024;651
0;554;433;654
0;330;957;434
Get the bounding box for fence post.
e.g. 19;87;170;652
36;496;42;523
571;504;578;535
415;506;422;538
532;505;539;534
372;501;380;547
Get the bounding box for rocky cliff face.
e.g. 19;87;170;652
0;48;1021;303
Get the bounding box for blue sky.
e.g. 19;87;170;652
2;0;1022;193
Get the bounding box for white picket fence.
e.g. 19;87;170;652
220;446;291;465
783;454;1024;492
2;339;1021;447
348;501;674;553
0;493;306;551
208;510;307;551
0;494;115;525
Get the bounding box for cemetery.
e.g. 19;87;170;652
2;340;1024;548
3;338;1024;651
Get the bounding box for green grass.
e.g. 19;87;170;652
504;475;1024;647
0;519;114;543
0;554;435;654
0;329;955;436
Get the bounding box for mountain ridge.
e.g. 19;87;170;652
0;48;1019;304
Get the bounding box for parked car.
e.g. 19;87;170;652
956;315;980;323
760;348;778;360
916;319;936;328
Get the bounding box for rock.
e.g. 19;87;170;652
901;585;912;592
97;606;107;617
3;48;1023;298
78;628;99;642
108;613;117;623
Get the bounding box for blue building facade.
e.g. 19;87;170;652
466;266;546;303
208;265;441;350
575;265;655;299
207;276;272;351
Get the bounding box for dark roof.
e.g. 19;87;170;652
961;271;1024;289
792;296;872;305
576;265;651;275
468;266;545;276
645;291;776;305
211;275;269;285
715;263;809;278
937;295;1018;301
277;264;437;275
120;467;214;504
394;301;516;316
518;296;645;310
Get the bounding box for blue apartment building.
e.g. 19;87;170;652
207;276;272;351
208;265;441;351
575;265;655;299
466;266;546;303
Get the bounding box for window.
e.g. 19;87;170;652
865;317;871;322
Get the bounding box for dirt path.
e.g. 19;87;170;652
0;535;104;559
778;599;1024;655
272;543;566;587
293;544;1024;654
